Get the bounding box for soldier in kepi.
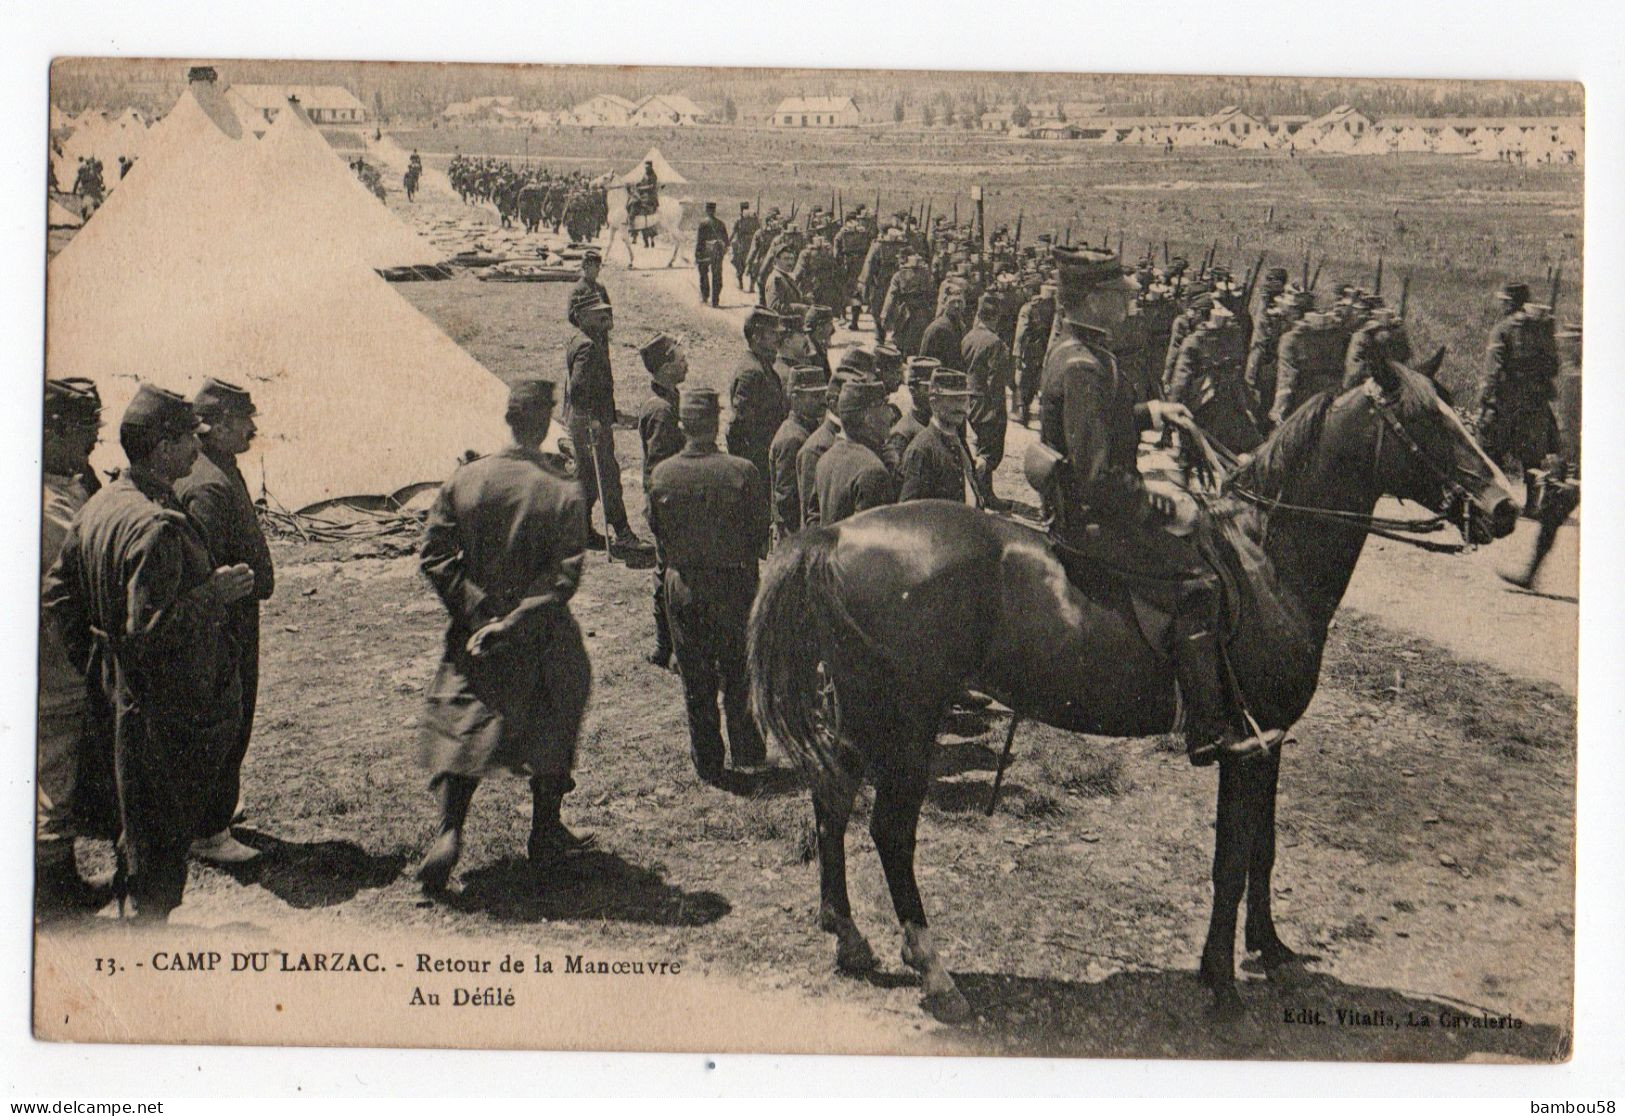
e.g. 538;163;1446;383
770;365;830;541
37;378;107;914
730;202;759;292
1035;247;1284;767
43;385;253;921
1476;280;1561;499
695;201;730;308
637;334;689;668
176;378;276;866
416;379;595;894
726;308;791;488
647;387;770;784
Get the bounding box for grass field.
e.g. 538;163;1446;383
375;123;1583;406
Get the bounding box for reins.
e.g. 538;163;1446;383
1193;388;1478;555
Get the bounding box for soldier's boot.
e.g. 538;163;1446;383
415;774;477;893
527;776;595;865
1501;472;1577;589
647;574;674;668
1174;619;1284;768
848;302;862;331
35;844;105;917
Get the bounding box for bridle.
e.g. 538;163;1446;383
1222;381;1484;554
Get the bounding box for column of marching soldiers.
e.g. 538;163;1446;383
35;193;1571;922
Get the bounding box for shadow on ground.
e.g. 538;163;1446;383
919;963;1571;1062
228;829;406;909
450;848;731;926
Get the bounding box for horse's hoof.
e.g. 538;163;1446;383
1258;944;1305;974
922;986;973;1024
835;934;878;975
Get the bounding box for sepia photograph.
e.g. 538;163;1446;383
23;18;1606;1084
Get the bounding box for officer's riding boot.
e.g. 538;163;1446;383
527;776;595;866
415;774;477;893
1173;618;1284;768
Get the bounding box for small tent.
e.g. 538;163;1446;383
620;147;687;185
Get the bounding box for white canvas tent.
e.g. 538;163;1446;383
48;80;507;511
47;198;82;229
249;101;450;272
620;147;687;185
1430;128;1477;155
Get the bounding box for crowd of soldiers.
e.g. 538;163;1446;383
35;176;1573;917
447;155;609;240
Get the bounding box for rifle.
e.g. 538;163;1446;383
953;197;959;227
1241;252;1265;310
788;200;798;224
1301;247;1310;289
1064;223;1072;246
1373;254;1384;297
1116;231;1124;260
837;190;843;221
756;192;761;221
1203;239;1218;275
1309;256;1324;291
923;198;932;233
1398;274;1410;319
876;190;882;218
1549;263;1562;313
1163;239;1169;266
1014;209;1023;247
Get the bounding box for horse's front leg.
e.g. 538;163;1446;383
872;759;970;1023
1242;749;1306;977
813;786;875;974
1199;758;1258;1019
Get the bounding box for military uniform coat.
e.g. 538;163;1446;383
42;468;243;916
725;350;790;484
1271;317;1351;427
796;417;840;526
898;422;972;503
418;447;591;784
175;445;276;835
638;383;684;494
1477;309;1561;466
919;312;965;369
763;265;806;319
564;329;617;425
813;438;896;525
884;406;930;477
961;320;1014;473
769;413;815;535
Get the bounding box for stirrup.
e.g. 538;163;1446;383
1189;728;1288;767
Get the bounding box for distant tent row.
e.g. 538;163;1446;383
49;107;150;193
48;74;505;511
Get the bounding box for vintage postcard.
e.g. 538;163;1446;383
35;56;1581;1062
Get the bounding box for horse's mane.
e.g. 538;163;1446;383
1225;391;1338;503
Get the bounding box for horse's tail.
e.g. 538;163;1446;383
748;527;865;802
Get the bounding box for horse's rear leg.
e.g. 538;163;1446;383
1243;751;1301;970
872;761;971;1023
1199;758;1260;1019
813;786;876;974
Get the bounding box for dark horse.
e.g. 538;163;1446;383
748;353;1517;1023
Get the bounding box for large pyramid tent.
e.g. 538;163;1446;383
248;100;450;273
620;147;687;185
48;75;507;511
1431;127;1477;155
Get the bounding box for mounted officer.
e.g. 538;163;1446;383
1033;247;1282;767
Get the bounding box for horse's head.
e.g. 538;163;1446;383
1365;348;1519;544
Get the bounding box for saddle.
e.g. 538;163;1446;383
1023;438;1241;657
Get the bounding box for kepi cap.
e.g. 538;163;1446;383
121;383;205;441
929;368;974;396
790;364;831;395
744;307;784;337
192;377;257;419
639;333;680;374
45;377;102;426
678;386;720;427
506;378;557;416
905;356;941;385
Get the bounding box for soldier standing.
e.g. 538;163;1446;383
1013;279;1057;426
881;250;935;359
567;248;609;329
777;304;836;380
565;297;644;551
730;202;759;291
1476;281;1560;487
416;379;595;893
796;366;858;528
961;292;1016;508
899;369;979;504
1270;304;1353;428
884;356;938;476
834;213;874;328
763;243;807;319
813;378;898;525
648;387;770;783
770;365;830;540
36;379;106;912
175;379;275;865
858;228;905;342
1037;248;1279;768
920;293;968;369
637;335;689;668
725;308;791;486
694;201;730;308
1167;303;1262;454
1245;287;1309;432
43;385;253;920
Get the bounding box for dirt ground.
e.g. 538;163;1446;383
44;191;1577;1063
